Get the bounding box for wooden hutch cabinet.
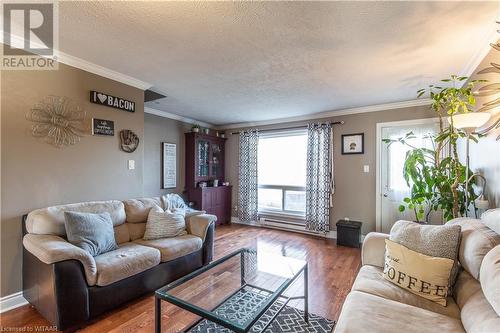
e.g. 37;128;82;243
184;132;232;225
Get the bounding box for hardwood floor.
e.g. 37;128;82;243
0;224;361;332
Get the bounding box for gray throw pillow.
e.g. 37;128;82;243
390;220;462;288
64;211;118;256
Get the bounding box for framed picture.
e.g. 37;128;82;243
341;133;364;154
162;142;177;189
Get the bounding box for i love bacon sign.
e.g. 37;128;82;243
90;91;135;112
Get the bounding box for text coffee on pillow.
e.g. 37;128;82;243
383;239;454;306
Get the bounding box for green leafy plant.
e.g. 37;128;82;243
383;75;485;222
383;132;437;222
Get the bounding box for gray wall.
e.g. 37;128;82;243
224;105;436;235
143;113;191;197
1;63;144;296
0;64;191;297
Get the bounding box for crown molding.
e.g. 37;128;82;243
1;32;152;90
56;51;152;90
218;98;432;130
144;107;214;128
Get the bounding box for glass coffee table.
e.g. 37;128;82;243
155;248;308;333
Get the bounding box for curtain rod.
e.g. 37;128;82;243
230;121;344;135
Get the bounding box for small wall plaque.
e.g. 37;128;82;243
90;91;135;112
92;118;114;136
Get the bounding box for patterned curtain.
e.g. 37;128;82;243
238;130;259;223
305;123;333;233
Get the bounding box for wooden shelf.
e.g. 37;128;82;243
184;132;232;225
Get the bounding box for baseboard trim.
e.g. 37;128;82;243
230;217;365;242
0;291;28;313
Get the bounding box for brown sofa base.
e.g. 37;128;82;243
22;215;215;331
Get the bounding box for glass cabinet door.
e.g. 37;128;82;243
211;143;222;178
197;140;210;177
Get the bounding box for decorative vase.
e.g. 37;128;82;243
203;128;209;135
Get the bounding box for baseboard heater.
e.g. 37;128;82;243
259;217;320;236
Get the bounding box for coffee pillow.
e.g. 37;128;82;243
384;239;454;306
390;220;461;287
143;206;187;240
64;211;118;256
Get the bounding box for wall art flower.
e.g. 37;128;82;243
26;96;87;147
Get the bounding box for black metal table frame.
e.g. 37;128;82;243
155;248;308;333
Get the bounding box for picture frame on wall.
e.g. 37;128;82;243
162;142;177;189
341;133;364;155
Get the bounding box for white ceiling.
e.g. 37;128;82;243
58;1;499;126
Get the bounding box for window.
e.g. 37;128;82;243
387;126;437;192
258;130;307;216
385;123;438;202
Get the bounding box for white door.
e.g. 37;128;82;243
378;120;440;233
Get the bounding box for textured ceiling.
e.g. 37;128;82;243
58;1;499;125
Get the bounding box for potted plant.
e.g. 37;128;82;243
191;124;200;133
383;75;485;223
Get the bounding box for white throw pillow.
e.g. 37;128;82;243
143;206;187;240
174;207;206;218
161;193;188;211
481;208;500;234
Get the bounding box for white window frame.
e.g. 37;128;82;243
258;184;306;217
257;129;307;218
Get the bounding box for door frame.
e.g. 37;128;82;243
375;118;439;232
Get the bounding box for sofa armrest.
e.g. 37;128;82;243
23;234;97;286
186;214;217;241
361;232;389;268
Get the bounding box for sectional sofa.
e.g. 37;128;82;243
334;209;500;333
22;196;216;331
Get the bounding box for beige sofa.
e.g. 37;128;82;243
335;211;500;333
22;196;217;331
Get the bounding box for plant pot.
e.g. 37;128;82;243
192;128;199;133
